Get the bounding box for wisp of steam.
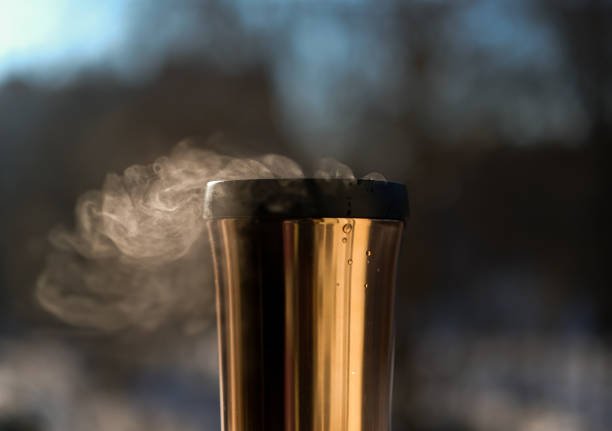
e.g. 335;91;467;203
36;140;378;331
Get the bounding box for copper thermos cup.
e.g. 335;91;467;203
205;179;408;431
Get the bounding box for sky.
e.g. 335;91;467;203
0;0;130;84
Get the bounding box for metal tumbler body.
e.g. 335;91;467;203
205;180;407;431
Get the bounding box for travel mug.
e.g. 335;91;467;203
205;179;408;431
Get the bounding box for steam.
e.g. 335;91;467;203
36;140;364;331
313;157;355;180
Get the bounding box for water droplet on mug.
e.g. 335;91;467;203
347;259;353;265
341;237;347;244
366;250;373;257
342;223;352;234
364;283;368;289
376;267;381;273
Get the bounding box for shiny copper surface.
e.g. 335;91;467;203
208;218;403;431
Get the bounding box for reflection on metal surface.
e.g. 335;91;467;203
209;218;403;431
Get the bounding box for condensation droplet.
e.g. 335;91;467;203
364;283;368;289
347;259;353;265
351;370;356;375
376;267;381;272
367;259;371;264
342;223;352;234
341;237;347;244
366;250;373;257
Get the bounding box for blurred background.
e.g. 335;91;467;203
1;0;611;430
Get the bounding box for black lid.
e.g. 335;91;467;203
204;179;408;220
